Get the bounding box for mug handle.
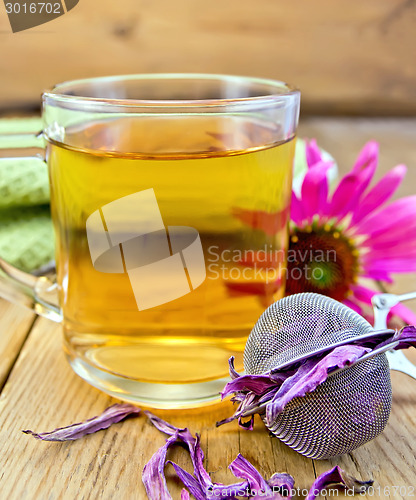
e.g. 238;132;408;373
0;129;62;323
0;257;61;322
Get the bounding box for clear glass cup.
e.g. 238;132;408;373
0;74;300;408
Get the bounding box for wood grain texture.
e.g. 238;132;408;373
0;319;415;499
0;0;415;115
0;318;316;499
0;298;35;389
0;117;415;499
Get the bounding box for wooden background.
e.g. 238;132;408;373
0;0;416;115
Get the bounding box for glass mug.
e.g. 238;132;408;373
0;74;300;408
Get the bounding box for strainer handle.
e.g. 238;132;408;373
329;340;400;376
268;328;395;373
240;331;400;418
372;291;416;330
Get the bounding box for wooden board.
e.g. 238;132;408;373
0;117;415;499
0;299;35;389
0;316;415;499
0;0;415;115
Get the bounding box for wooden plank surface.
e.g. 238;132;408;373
0;117;415;499
1;316;415;499
0;0;416;115
0;299;35;389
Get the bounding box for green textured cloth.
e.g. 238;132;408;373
0;157;50;209
0;118;54;272
0;119;334;273
0;206;53;272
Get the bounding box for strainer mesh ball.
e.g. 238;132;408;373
243;293;392;459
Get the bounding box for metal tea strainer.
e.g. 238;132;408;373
243;292;416;460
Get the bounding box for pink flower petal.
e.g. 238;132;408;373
353;195;416;237
350;164;407;226
352;141;379;182
342;298;363;314
301;161;332;221
364;232;416;251
391;303;416;326
327;172;371;221
305;139;323;168
350;284;377;305
351;285;416;326
361;218;416;251
361;258;416;273
362;245;416;264
328;141;378;221
291;192;307;225
360;269;394;283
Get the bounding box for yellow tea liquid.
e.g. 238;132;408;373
47;116;295;402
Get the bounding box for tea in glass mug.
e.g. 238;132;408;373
0;75;300;407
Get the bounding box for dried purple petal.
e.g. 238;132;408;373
209;480;249;499
228;453;273;495
144;415;372;500
217;392;265;429
143;416;222;499
167;462;206;500
22;403;140;441
214;454;295;499
267;472;294;496
143;413;297;499
144;411;183;436
305;466;373;500
221;374;277;399
265;345;370;426
238;416;255;430
144;413;212;495
391;325;416;349
228;356;240;380
142;433;178;500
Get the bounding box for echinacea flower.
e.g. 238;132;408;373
288;139;416;325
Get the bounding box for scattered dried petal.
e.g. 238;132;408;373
143;413;212;496
305;466;373;500
142;433;178;500
167;462;206;500
22;403;141;441
23;400;374;500
228;453;273;495
267;472;295;495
